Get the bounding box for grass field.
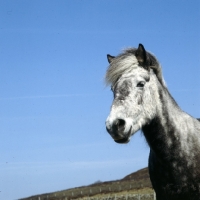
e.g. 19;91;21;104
74;188;155;200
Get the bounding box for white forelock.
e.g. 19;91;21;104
105;54;139;86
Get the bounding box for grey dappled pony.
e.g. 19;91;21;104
105;44;200;200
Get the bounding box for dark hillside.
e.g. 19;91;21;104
20;167;152;200
122;167;149;181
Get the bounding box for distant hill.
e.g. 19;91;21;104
89;167;150;186
122;167;150;181
20;167;152;200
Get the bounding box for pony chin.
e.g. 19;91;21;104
113;126;132;144
114;122;140;144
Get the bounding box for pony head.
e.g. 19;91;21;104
105;44;163;143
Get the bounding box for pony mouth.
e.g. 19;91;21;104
114;126;132;144
114;137;130;144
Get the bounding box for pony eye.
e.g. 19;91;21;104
137;81;145;88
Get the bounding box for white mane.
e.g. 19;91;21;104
105;48;166;88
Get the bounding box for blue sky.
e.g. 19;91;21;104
0;1;199;199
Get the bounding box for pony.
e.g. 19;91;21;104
105;44;200;200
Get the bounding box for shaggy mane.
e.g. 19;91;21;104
105;48;166;87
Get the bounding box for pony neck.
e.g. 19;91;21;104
142;84;188;155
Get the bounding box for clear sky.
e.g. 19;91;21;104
0;1;199;199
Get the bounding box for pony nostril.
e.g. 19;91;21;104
115;119;126;130
106;119;126;134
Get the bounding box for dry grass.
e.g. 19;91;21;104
90;187;154;197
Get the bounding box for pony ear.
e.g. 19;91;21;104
135;43;147;64
107;54;115;64
135;44;150;71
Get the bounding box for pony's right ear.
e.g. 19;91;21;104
107;54;115;64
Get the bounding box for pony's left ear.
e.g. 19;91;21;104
107;54;115;64
135;43;147;64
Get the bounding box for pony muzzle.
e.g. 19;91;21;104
106;118;132;143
